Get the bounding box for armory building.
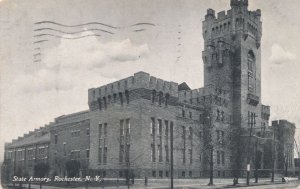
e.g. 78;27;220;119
2;0;296;181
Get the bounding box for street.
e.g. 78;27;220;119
3;178;300;189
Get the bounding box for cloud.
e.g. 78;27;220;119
14;34;150;93
269;43;296;64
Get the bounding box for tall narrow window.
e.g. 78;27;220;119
125;90;129;104
158;119;162;136
189;149;193;164
103;147;107;164
151;90;156;104
165;146;169;162
55;135;58;144
104;123;107;136
99;148;102;163
113;94;117;103
103;97;107;109
125;144;130;162
221;151;225;165
158;145;162;162
119;92;123;106
217;151;220;165
99;124;103;138
119;145;124;163
97;98;102;110
158;92;163;106
151;144;155;162
120;120;124;136
165;93;170;107
126;119;130;135
247;51;256;93
151;118;155;135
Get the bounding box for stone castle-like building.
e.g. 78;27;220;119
2;0;296;181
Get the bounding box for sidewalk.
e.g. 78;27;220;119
3;178;299;189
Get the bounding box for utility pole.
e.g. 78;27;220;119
246;113;255;185
271;126;276;182
170;122;174;189
254;137;258;183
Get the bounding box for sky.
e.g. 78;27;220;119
0;0;300;161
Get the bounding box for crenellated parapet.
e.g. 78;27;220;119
178;84;230;108
88;71;178;111
203;0;262;48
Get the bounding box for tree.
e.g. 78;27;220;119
65;160;81;177
34;162;49;177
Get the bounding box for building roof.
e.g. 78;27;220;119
6;131;50;149
178;82;191;91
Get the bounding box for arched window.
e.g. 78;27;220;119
247;51;256;92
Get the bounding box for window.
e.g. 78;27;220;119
189;149;193;164
221;111;224;122
151;90;156;104
158;119;162;136
151;144;155;162
126;119;130;135
71;130;80;137
120;120;124;136
182;171;185;178
158;145;162;162
189;171;192;178
165;146;169;162
119;145;124;163
103;147;107;163
217;109;220;121
98;148;102;163
54;134;58;144
125;145;130;162
182;149;186;164
103;97;107;109
182;110;185;117
86;149;90;158
63;143;66;156
189;112;192;119
159;171;163;178
152;170;156;177
86;128;90;136
104;123;107;136
113;94;117;103
165;93;170;107
99;124;103;138
119;93;123;106
247;51;256;93
150;118;155;135
108;95;111;104
221;151;225;165
217;151;220;164
125;90;129;104
97;98;102;110
166;171;169;177
158;92;163;106
165;120;169;137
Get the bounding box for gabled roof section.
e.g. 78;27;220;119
178;82;191;91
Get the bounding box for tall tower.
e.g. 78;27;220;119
202;0;262;131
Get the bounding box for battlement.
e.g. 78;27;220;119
178;84;230;106
88;71;178;105
230;0;248;7
203;0;261;43
54;110;90;124
272;120;296;131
